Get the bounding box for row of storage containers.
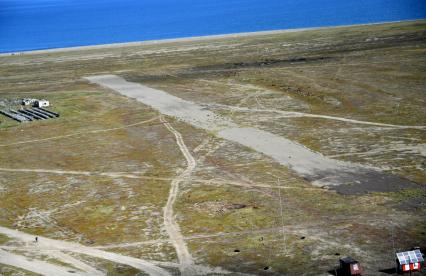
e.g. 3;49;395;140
0;107;59;123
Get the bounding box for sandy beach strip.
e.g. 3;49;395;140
0;19;420;57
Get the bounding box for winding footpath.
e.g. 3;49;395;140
0;116;159;148
205;103;426;130
160;116;196;275
0;167;322;191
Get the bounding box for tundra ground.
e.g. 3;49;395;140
0;21;425;275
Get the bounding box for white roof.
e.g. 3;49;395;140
396;250;424;265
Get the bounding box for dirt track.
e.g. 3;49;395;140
0;249;85;276
161;116;196;275
0;226;170;276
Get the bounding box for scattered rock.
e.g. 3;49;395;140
323;96;342;107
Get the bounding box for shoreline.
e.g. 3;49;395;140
1;19;424;57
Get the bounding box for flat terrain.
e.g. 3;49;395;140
0;21;425;275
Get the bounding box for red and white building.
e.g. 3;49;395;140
397;249;423;273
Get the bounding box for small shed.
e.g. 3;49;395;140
34;100;50;107
396;249;423;273
339;257;362;276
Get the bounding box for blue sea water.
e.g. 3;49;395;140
1;0;425;53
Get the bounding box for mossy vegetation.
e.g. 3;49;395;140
0;233;10;244
0;265;39;276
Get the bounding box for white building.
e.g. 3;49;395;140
34;100;50;107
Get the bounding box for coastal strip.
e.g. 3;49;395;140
1;20;422;57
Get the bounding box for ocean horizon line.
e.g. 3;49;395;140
1;19;424;57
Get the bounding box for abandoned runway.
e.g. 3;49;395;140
85;74;420;194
